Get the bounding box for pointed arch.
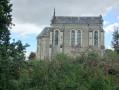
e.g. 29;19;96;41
55;30;59;45
70;30;75;46
93;30;99;46
77;30;82;46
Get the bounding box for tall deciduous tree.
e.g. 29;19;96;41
112;27;119;53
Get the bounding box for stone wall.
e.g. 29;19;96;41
37;23;105;60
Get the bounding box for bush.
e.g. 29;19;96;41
28;52;36;60
3;52;119;89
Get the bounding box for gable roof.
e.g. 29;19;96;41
51;16;103;24
37;15;103;38
37;27;50;38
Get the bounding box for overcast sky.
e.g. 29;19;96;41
10;0;119;34
10;0;119;57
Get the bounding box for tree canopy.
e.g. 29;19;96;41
0;0;29;89
112;27;119;53
0;0;12;57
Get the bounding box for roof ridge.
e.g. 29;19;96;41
55;16;100;18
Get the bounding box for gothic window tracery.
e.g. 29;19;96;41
55;30;58;45
94;30;98;46
77;30;81;45
71;30;75;46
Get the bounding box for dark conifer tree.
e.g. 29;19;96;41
0;0;12;57
0;0;13;89
0;0;30;89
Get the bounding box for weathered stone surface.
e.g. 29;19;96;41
36;15;105;60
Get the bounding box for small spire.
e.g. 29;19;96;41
54;7;55;17
51;7;56;24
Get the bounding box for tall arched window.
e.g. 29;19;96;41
55;30;58;45
77;30;81;45
41;40;43;53
71;30;75;46
94;31;98;46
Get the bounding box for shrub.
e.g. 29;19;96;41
6;52;119;89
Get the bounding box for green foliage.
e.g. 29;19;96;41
10;40;29;79
0;0;12;57
84;50;100;61
0;0;13;89
112;27;119;53
6;52;119;90
104;49;119;69
0;1;29;89
28;52;36;60
10;40;29;61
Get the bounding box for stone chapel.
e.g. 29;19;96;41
36;9;105;60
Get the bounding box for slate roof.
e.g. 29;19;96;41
51;16;103;24
37;27;50;37
37;15;103;38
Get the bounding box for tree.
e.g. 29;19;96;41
9;40;29;79
0;0;29;89
0;0;13;89
112;27;119;53
0;0;12;57
28;52;36;60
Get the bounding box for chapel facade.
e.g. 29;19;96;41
36;10;105;60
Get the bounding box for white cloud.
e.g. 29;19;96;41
11;19;46;36
10;0;119;36
104;23;119;33
10;0;119;25
118;16;119;20
106;45;114;50
25;51;31;60
103;21;109;25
